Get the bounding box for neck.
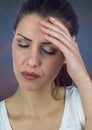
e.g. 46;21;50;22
7;84;65;117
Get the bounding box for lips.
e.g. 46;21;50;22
21;71;40;80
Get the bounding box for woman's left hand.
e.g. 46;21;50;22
40;17;90;86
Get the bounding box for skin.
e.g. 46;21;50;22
6;14;92;130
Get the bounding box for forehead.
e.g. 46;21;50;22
15;14;45;43
18;13;42;27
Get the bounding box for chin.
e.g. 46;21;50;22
19;82;44;92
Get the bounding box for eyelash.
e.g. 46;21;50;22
41;48;57;55
18;44;30;48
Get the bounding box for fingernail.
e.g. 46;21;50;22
50;17;56;22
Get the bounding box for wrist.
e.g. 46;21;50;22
74;73;92;89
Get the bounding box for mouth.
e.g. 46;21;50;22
21;71;40;80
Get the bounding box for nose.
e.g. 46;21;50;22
27;50;41;68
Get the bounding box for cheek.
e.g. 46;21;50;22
49;61;62;74
12;49;18;65
43;56;64;80
12;51;18;77
12;48;23;73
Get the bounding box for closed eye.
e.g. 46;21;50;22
18;44;30;48
15;38;30;48
41;46;58;55
42;48;57;54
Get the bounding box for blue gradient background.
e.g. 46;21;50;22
0;0;92;100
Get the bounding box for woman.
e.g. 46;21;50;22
0;0;92;130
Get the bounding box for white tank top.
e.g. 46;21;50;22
0;86;85;130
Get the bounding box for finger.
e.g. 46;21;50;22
44;33;83;60
49;17;71;38
40;20;71;39
40;19;71;41
40;18;78;51
41;25;77;52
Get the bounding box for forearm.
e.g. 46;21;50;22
85;118;92;130
79;81;92;118
75;73;92;123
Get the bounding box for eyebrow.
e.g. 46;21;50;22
17;33;52;45
17;33;32;42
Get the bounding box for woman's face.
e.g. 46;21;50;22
12;14;64;91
